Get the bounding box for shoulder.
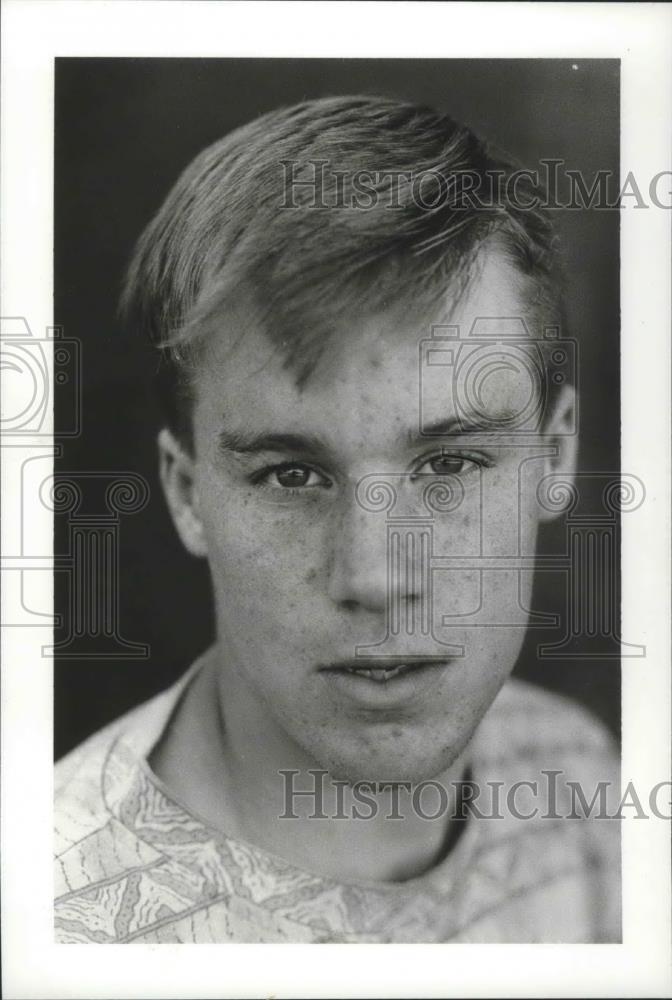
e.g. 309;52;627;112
474;677;621;846
476;676;619;779
54;686;181;924
54;691;183;942
55;715;128;858
55;664;198;846
468;678;621;942
56;692;164;841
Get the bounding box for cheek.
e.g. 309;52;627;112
200;505;326;656
197;476;327;588
430;469;538;640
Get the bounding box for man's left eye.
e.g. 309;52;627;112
422;455;474;476
267;464;326;489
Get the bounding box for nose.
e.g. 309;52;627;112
327;493;424;616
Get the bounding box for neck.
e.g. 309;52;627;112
150;646;472;884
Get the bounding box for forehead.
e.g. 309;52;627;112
193;253;533;442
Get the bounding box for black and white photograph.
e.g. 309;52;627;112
2;3;671;997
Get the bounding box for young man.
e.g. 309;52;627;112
54;95;620;943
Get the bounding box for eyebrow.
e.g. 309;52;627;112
218;410;518;459
411;412;519;442
218;428;330;457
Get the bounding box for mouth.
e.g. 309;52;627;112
319;658;448;683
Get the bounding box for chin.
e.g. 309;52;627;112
317;742;464;787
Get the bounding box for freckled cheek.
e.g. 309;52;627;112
430;478;536;627
433;475;538;558
199;493;328;585
431;491;480;556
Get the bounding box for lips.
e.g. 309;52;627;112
320;658;446;684
318;655;454;710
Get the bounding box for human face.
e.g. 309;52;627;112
161;253;575;783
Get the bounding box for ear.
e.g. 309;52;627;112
538;384;579;523
158;428;208;557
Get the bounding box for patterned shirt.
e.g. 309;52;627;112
55;661;621;943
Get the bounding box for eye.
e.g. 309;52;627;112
422;454;475;476
274;465;315;488
409;451;490;481
256;462;331;490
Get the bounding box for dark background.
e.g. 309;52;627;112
54;58;621;759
